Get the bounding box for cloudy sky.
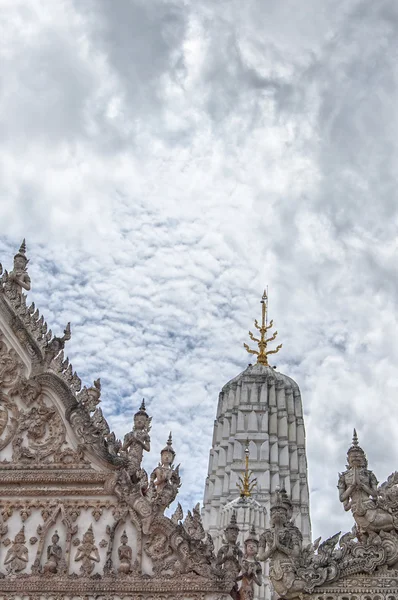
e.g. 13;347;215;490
1;0;398;541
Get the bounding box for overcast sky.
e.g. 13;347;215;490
1;0;398;541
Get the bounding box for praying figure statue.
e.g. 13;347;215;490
117;530;133;575
7;240;31;298
121;399;151;485
74;525;100;576
43;531;63;574
237;526;263;600
149;433;181;511
258;490;306;599
338;429;398;537
216;512;242;598
4;527;29;574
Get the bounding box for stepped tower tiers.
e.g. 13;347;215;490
202;290;311;557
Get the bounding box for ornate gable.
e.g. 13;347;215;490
0;242;232;600
260;433;398;600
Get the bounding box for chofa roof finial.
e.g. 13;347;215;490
352;428;359;447
244;288;282;366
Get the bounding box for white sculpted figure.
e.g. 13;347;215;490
338;430;397;537
149;432;181;511
117;530;133;575
216;512;242;598
121;399;151;484
258;490;306;599
74;525;100;576
43;531;63;574
4;527;29;574
237;526;263;600
8;240;31;297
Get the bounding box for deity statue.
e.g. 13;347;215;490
338;430;397;537
121;399;151;485
7;240;31;298
117;530;133;575
43;531;63;574
74;525;100;576
258;490;306;599
4;527;29;574
216;512;242;596
149;433;181;512
237;525;262;600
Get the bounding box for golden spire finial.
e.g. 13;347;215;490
237;439;257;498
243;289;282;366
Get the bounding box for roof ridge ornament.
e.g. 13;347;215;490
243;289;282;366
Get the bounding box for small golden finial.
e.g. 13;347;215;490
243;289;282;366
237;439;257;498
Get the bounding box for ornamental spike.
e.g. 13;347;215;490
352;428;359;447
244;288;282;366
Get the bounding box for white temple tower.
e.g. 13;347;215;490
202;292;311;598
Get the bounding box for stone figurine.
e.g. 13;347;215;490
4;527;29;574
74;525;100;576
7;240;31;298
149;433;181;511
117;530;133;575
121;399;151;484
338;429;398;537
43;531;63;574
237;525;262;600
258;490;307;599
216;512;242;598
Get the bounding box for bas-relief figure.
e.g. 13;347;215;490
117;530;133;575
74;525;100;576
4;527;29;574
43;531;64;575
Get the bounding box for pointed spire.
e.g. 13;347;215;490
244;289;282;366
226;510;239;530
19;239;26;255
63;322;71;341
161;431;176;458
237;438;257;498
14;239;28;262
347;428;367;464
135;398;149;419
352;428;359;447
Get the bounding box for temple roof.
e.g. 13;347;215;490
222;362;300;394
0;241;124;469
